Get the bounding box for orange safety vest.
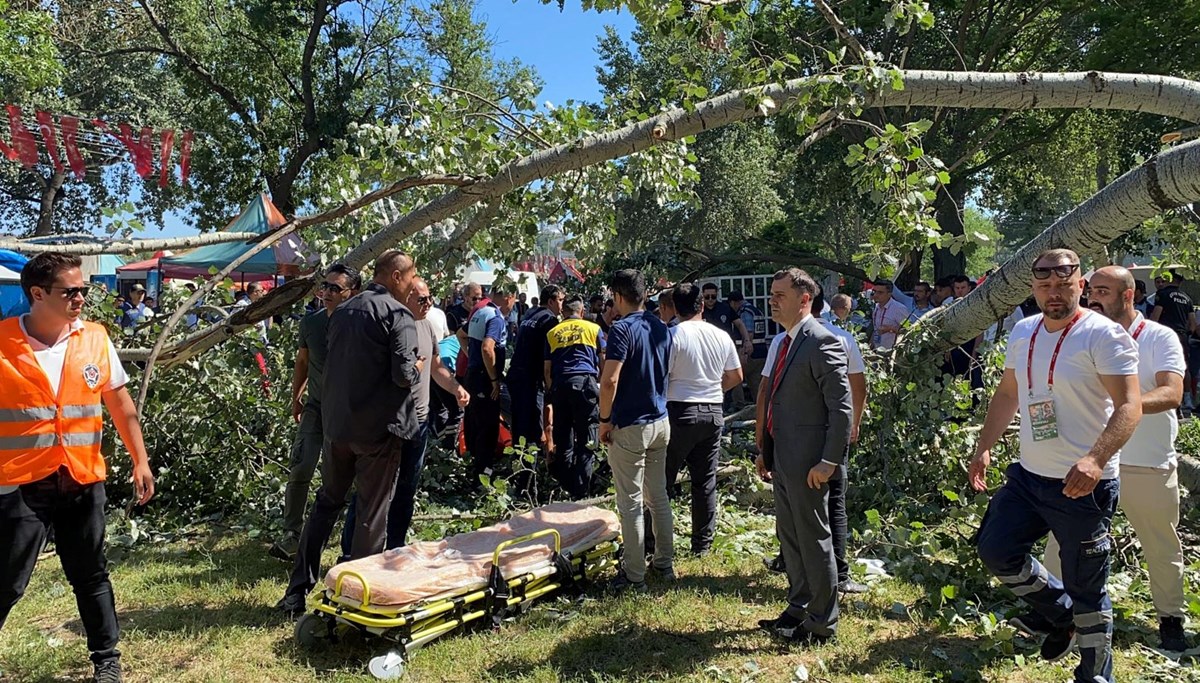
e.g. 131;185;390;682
0;317;110;486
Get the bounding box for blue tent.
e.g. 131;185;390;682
0;249;29;319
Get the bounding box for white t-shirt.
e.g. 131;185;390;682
0;317;129;495
1004;311;1139;479
763;323;865;377
425;306;449;340
667;319;741;403
1122;314;1187;469
871;299;909;349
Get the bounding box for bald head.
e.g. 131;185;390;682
1087;265;1137;324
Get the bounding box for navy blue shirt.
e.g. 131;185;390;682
509;306;558;383
606;310;671;428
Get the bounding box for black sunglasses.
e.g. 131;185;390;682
319;282;348;293
416;296;433;305
48;286;91;299
1032;263;1080;280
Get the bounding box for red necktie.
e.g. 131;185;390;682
766;334;792;436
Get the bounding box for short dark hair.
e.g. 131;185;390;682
951;274;974;290
1135;280;1147;292
540;284;563;302
914;281;932;292
21;252;82;303
701;282;718;292
934;276;954;290
326;263;362;291
873;279;894;293
672;282;702;317
773;268;817;298
491;282;513;297
727;290;744;302
811;283;825;313
373;249;414;279
609;269;646;305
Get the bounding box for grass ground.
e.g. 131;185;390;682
2;522;1196;683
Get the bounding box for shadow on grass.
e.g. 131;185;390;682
832;632;1008;681
106;531;290;590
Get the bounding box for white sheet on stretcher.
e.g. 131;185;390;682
324;502;620;608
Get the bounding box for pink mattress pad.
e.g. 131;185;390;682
324;502;619;608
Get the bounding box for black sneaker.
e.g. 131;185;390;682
275;593;307;618
1040;625;1076;662
608;571;647;594
838;579;869;594
651;564;677;582
1009;610;1054;636
93;659;123;683
1160;616;1189;651
762;554;786;574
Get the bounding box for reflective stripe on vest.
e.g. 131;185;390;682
0;317;111;486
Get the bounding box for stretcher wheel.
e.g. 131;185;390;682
294;613;329;648
368;649;406;679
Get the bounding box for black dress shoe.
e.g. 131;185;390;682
773;621;832;644
275;593;307;618
758;611;801;632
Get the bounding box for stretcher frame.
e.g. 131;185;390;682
295;528;621;679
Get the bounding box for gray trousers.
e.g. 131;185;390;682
282;405;327;536
773;458;839;637
609;418;673;583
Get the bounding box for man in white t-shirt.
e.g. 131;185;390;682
1040;266;1190;651
760;285;869;594
969;249;1141;683
869;280;909;350
662;283;742;555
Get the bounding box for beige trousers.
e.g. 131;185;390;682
608;418;673;582
1045;463;1185;618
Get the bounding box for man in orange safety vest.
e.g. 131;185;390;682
0;252;155;683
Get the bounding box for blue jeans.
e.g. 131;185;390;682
340;422;430;556
977;463;1119;683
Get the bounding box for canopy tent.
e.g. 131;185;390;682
161;194;317;279
0;249;29;319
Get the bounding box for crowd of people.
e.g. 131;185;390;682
1;247;1196;683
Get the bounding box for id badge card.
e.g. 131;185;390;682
1027;392;1059;441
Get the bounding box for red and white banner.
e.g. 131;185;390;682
0;104;194;186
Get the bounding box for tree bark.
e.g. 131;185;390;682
932;177;970;279
35;171;66;237
913;138;1200;353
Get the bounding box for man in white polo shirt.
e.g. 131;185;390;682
969;249;1141;683
1039;266;1189;651
661;283;742;555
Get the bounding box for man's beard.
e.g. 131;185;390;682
1042;300;1078;320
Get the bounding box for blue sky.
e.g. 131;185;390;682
144;1;636;239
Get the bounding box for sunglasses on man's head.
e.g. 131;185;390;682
48;286;90;299
1032;263;1080;280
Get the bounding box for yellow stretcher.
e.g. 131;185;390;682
293;504;621;679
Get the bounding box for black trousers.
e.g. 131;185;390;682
549;375;599;499
465;369;504;479
285;435;404;598
664;402;723;553
0;470;120;665
828;466;849;583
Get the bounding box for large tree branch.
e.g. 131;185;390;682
5;174;477;256
958;110;1075;177
814;0;867;62
122;70;1200;365
679;245;871;282
301;1;330;130
914;138;1200;352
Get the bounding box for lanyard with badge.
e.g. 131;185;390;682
872;301;888;346
1026;310;1084;441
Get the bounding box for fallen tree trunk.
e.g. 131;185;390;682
908;138;1200;353
116;70;1200;366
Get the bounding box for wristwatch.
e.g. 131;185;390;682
599;415;611;424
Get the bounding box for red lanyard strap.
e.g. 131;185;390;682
1132;320;1147;340
1027;310;1084;393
